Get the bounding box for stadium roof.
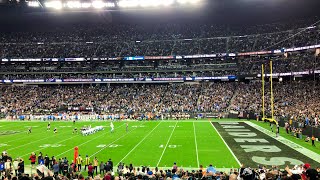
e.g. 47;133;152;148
0;0;319;29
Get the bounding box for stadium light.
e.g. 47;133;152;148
45;1;62;9
66;1;81;8
177;0;200;4
27;1;40;7
189;0;201;4
177;0;188;4
105;2;115;7
42;0;202;9
139;0;153;7
118;0;139;7
92;1;105;8
81;2;91;8
118;0;177;7
163;0;174;6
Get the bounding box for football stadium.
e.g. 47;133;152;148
0;0;320;179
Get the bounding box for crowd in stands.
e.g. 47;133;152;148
0;80;320;126
230;81;320;126
0;51;318;80
0;83;234;116
0;20;319;58
0;19;319;123
1;150;319;180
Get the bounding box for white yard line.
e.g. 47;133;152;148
193;122;200;167
20;135;78;157
156;122;178;167
55;123;126;157
209;122;241;166
117;121;163;166
1;124;47;143
6;129;79;151
2;121;100;144
246;121;320;163
4;121;100;148
90;122;147;158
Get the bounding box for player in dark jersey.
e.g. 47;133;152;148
53;127;57;134
47;122;51;131
73;119;76;125
270;121;274;132
27;127;32;134
73;127;77;134
126;122;128;132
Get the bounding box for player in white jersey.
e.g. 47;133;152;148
110;122;114;133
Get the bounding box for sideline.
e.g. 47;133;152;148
246;121;320;163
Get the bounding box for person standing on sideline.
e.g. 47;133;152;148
276;124;280;137
270;121;274;132
84;155;90;171
29;152;36;168
99;161;105;175
17;158;24;175
44;154;50;168
76;155;83;172
4;159;13;176
53;162;59;176
88;163;94;178
93;157;98;175
107;159;113;172
13;158;19;176
312;135;316;147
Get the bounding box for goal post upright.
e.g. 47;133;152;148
268;60;277;124
261;64;266;121
270;60;274;120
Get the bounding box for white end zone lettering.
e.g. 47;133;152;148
252;156;303;166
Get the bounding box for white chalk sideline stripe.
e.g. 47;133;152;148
246;121;320;163
210;122;241;166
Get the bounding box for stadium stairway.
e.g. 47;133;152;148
227;90;238;111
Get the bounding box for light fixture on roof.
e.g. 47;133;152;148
44;1;62;9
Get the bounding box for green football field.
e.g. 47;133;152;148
0;120;240;169
1;119;320;171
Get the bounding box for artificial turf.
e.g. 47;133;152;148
0;120;239;169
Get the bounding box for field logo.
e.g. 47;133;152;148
159;144;181;148
0;143;10;147
132;126;145;128
39;144;65;148
0;130;20;135
212;122;319;168
96;144;122;148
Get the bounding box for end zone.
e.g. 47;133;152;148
212;122;319;168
